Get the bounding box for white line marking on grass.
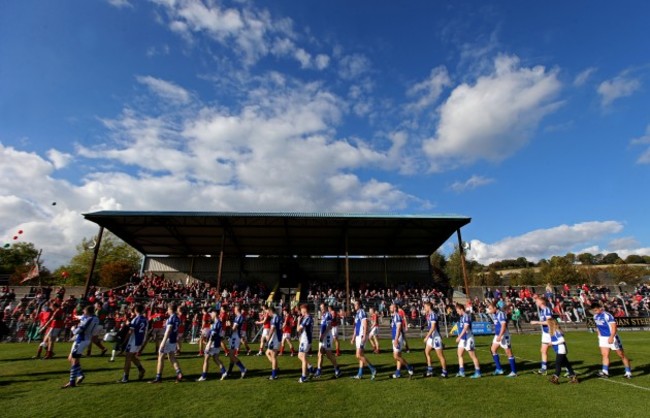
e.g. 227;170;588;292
597;378;650;392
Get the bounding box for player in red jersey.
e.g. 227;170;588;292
142;308;166;355
255;306;271;356
329;306;341;356
39;302;64;359
198;307;211;356
239;307;252;355
368;307;381;354
279;307;296;356
33;303;52;359
219;306;230;356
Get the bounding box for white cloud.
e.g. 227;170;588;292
597;71;641;107
47;149;73;170
630;124;650;164
608;236;640;251
449;175;494;193
314;54;330;70
468;221;624;264
136;75;191;104
573;67;597;86
423;55;561;171
406;66;451;112
338;54;371;80
107;0;132;9
293;48;311;69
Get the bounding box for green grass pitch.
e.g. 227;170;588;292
1;332;648;417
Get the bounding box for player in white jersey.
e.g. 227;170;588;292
314;303;342;378
590;302;632;379
62;305;99;388
530;295;553;375
265;306;283;380
225;304;248;379
196;308;227;381
455;303;481;378
118;304;147;383
297;304;315;383
486;302;517;377
422;302;447;378
389;303;414;378
150;303;184;383
350;300;377;380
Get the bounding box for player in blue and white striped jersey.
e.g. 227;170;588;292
314;303;341;378
265;306;283;380
118;304;147;383
297;304;316;383
590;302;632;379
530;295;553;375
454;303;481;378
350;300;377;380
389;303;414;379
224;304;248;379
150;303;184;383
422;302;447;378
486;302;516;377
62;305;99;388
196;308;227;382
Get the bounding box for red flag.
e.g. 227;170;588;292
21;262;40;283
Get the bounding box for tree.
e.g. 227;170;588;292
564;252;576;265
577;253;595;265
602;253;622;265
0;242;40;285
57;232;141;287
625;254;645;264
429;251;449;288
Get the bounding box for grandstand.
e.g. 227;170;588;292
82;211;472;306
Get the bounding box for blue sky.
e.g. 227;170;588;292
1;0;649;267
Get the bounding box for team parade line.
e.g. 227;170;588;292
56;293;633;388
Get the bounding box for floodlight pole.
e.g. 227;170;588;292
216;234;225;294
456;228;470;297
345;229;351;316
83;226;104;300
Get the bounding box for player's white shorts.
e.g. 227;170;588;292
267;335;279;351
92;325;104;337
124;335;142;354
160;341;177;354
70;340;90;358
201;328;211;339
319;334;333;351
392;337;405;353
46;327;62;339
299;337;311;353
262;328;270;339
206;345;221;356
230;334;241;350
554;343;567;355
331;326;339;338
426;335;443;350
493;334;511;349
598;335;623;350
369;326;378;337
282;332;291;341
458;337;475;351
355;335;365;350
541;331;551;344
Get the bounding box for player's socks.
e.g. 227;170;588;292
220;367;227;375
393;369;401;378
493;354;502;370
271;369;278;379
36;346;43;358
603;365;609;373
625;367;631;373
156;373;162;380
69;365;78;384
541;361;547;370
110;350;117;361
201;372;207;379
357;367;363;377
441;369;448;378
508;357;516;374
236;361;245;371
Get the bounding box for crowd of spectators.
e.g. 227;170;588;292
1;277;649;343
